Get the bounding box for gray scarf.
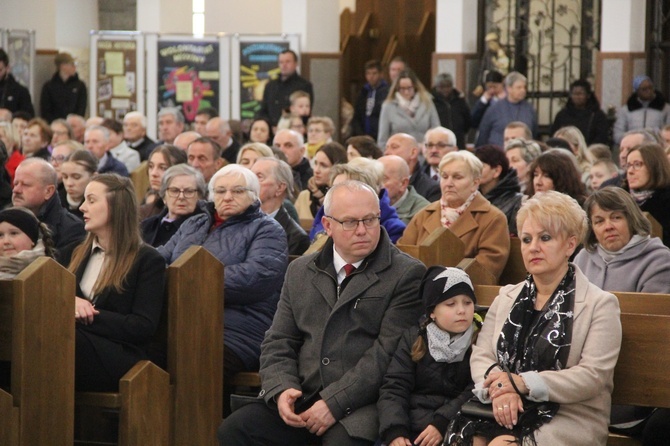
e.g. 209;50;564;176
426;322;474;363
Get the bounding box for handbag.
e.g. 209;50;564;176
459;362;500;420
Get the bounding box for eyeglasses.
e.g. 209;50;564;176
398;86;414;92
425;142;453;149
624;161;645;171
325;215;380;231
213;187;251;197
166;187;198;198
51;155;67;164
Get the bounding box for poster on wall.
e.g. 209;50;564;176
89;32;144;120
4;30;35;97
156;39;219;124
231;35;301;121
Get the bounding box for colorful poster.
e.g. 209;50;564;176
238;41;289;119
95;39;138;119
157;40;219;123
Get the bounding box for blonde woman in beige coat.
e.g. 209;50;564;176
453;191;621;445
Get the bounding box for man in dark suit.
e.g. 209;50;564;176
0;49;34;117
218;181;425;445
258;49;314;126
385;133;440;202
205;117;241;164
85;126;128;177
123;111;156;161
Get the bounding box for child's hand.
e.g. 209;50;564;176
414;425;443;446
389;437;412;446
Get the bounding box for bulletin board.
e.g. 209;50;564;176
3;30;35;98
230;34;301;121
89;31;144;121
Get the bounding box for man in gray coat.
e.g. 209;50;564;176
218;181;425;445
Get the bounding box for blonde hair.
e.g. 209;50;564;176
516;190;587;241
439;150;483;179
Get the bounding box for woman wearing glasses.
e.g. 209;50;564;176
158;164;288;413
140;164;206;247
377;69;440;148
623;143;670;247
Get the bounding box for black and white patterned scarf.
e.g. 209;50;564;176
497;265;576;374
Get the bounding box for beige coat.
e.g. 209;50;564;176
471;265;622;445
295;189;314;221
397;194;510;279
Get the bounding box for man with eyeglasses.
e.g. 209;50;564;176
421;127;458;181
219;180;425;446
614;75;670;145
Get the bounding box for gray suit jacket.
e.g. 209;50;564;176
394;186;430;224
259;229;425;440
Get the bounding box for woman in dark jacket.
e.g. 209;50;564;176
141;164;207;247
475;145;523;236
157;164;288;411
68;173;166;391
622;143;670;247
550;79;610;146
378;267;476;446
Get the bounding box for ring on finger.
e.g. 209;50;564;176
498;407;503;411
503;404;509;408
75;311;80;317
497;382;504;388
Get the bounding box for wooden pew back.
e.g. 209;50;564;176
499;237;525;285
167;246;224;445
397;227;465;268
0;257;75;446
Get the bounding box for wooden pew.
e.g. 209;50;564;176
642;212;663;242
397;227;465;268
0;257;76;446
457;258;497;285
608;313;670;446
499;237;525;285
75;246;224;445
129;161;149;202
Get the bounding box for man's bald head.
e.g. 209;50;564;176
385;133;419;169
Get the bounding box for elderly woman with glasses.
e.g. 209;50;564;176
157;164;288;412
140;164;207;247
622;142;670;247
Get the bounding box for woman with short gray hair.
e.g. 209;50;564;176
141;164;206;247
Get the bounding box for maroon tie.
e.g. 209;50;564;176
343;264;356;277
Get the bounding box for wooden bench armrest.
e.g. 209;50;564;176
457;258;497;285
230;372;261;388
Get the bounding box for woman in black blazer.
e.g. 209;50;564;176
68;173;166;392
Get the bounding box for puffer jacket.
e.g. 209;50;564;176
158;200;288;370
309;188;406;243
613;91;670;144
378;325;473;443
483;169;523;236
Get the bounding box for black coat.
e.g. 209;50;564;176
39;72;87;123
274;204;309;255
128;136;157;162
550;105;611;146
258;72;314;126
292;157;313;191
72;245;166;385
638;187;670;248
140;205;205;248
483;169;523;236
38;192;86;264
221;138;241;164
0;73;34;117
432;88;472;151
352;80;390;139
378;325;473;443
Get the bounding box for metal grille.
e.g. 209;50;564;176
483;0;601;132
648;0;670;99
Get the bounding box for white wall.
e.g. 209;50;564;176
436;0;477;53
0;0;57;49
206;0;282;34
601;0;646;52
56;0;98;48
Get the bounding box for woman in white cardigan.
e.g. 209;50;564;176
377;69;440;148
448;191;622;446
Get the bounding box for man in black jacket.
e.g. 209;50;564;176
351;60;389;140
0;49;34;117
12;158;85;263
40;52;87;123
432;73;471;151
258;49;313;126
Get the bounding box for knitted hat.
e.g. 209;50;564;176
633;75;651;92
419;266;476;314
54;52;75;67
0;208;39;245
